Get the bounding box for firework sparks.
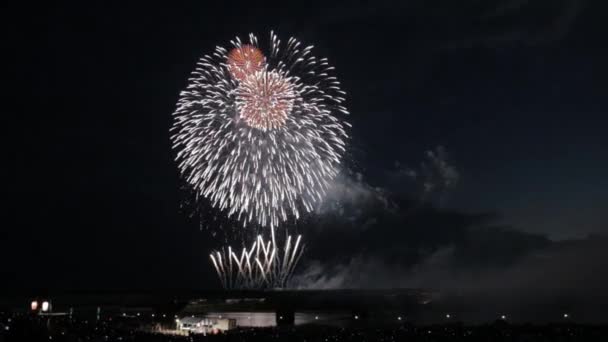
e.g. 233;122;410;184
235;70;296;130
226;44;265;82
171;32;349;229
210;228;304;289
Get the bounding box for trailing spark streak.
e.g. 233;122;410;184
210;228;304;289
171;32;349;229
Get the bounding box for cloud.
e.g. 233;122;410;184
293;165;608;314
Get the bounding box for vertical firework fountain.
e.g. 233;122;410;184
210;228;304;289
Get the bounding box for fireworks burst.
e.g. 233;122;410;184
226;44;265;82
210;228;304;289
171;32;349;229
235;70;296;130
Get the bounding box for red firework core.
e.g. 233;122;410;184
227;45;265;82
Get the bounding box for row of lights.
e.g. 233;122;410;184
347;313;572;321
281;313;571;321
123;312;573;323
121;312;171;318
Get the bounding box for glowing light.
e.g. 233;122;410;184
354;315;359;320
445;314;451;319
31;301;38;311
41;301;50;312
501;315;507;320
563;313;570;318
171;32;349;229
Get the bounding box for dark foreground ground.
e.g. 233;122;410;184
2;314;607;342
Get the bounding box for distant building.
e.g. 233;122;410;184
176;316;236;334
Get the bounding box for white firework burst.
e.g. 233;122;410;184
210;228;304;289
171;32;349;229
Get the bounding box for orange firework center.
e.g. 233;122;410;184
235;71;296;131
226;45;265;82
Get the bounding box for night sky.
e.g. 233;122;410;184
4;0;607;293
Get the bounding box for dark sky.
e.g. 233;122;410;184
4;0;607;293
